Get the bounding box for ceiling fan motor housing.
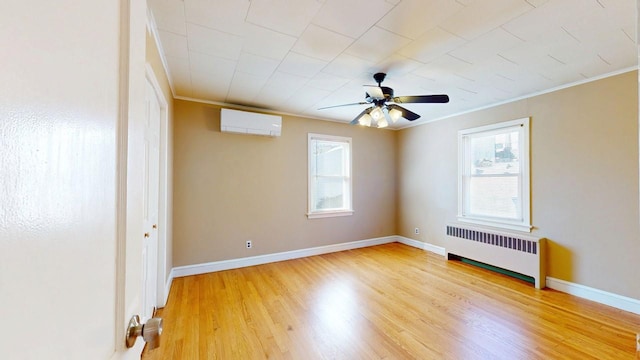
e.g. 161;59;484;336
380;86;393;99
365;86;394;103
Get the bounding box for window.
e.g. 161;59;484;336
308;133;353;219
458;118;531;232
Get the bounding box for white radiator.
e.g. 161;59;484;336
445;223;546;289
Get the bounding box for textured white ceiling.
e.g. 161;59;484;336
148;0;637;129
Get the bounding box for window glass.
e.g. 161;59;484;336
308;134;353;218
458;118;530;231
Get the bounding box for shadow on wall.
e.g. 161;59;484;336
545;239;573;282
202;106;220;132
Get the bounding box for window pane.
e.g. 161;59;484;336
470;131;519;176
314;176;345;210
314;141;345;176
467;129;521;219
469;175;519;219
308;134;352;216
458;118;530;230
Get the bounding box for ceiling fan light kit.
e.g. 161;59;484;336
370;106;384;120
388;107;402;122
377;114;389;128
319;72;449;128
358;113;373;127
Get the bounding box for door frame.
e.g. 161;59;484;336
145;63;171;308
113;0;149;356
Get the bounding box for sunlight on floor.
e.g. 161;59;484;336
314;279;358;344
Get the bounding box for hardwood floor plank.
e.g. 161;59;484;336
144;243;640;359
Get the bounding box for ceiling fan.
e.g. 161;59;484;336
319;72;449;128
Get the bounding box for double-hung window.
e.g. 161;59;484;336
458;118;531;232
307;133;353;219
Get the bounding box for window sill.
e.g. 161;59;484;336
307;210;354;219
457;216;532;233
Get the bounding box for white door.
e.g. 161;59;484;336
142;78;161;322
0;0;149;359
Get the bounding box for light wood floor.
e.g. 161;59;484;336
143;243;640;359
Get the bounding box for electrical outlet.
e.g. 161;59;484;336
414;228;420;235
246;240;252;249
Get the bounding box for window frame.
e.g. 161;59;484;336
307;133;354;219
457;117;531;232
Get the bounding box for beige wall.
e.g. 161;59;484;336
398;71;639;299
146;30;174;285
172;100;397;266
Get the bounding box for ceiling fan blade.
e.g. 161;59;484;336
318;101;369;110
350;108;372;125
387;104;420;121
363;86;385;100
392;94;449;104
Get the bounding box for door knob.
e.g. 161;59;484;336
126;315;163;350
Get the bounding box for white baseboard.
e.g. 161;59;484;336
396;236;446;256
546;277;640;315
172;236;397;278
162;271;174;307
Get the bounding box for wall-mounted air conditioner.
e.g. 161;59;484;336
220;108;282;137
